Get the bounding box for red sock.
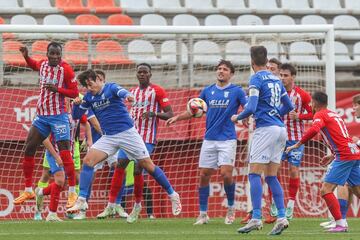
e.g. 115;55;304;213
59;150;76;187
43;184;52;196
288;177;300;200
268;185;273;203
134;174;144;204
23;156;35;188
323;192;342;220
49;182;62;212
109;168;125;203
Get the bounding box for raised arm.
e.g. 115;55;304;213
20;46;40;71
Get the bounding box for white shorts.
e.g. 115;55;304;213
249;126;287;164
199;139;237;169
93;151;118;171
91;127;150;164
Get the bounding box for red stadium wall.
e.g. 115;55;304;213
1;89;360;219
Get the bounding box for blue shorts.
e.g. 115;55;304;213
324;159;360;186
282;140;305;167
32;114;70;142
117;143;155;161
45;150;64;175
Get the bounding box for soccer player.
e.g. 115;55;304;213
167;59;247;225
233;46;293;235
67;69;182;217
279;63;313;220
242;57;283;225
13;42;79;218
286;91;360;233
97;63;173;223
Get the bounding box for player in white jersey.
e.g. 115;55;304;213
67;69;182;217
232;46;293;235
167;60;247;225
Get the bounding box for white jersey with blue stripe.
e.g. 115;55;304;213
199;83;247;140
249;70;287;128
80;82;133;135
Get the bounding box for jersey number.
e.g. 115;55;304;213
268;82;281;107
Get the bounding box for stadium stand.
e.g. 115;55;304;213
55;0;90;14
43;14;79;39
75;14;111;38
119;0;154;14
248;0;283;14
23;0;59;14
345;0;360;14
107;14;140;38
225;40;251;65
236;14;264;26
322;41;354;67
289;41;320;65
127;39;159;64
160;40;188;65
87;0;121;14
269;15;296;25
0;0;25;14
173;14;200;26
352;41;360;63
153;0;186;14
140;14;173;39
0;17;15;39
10;15;47;39
259;40;286;62
301;15;328;25
2;40;26;66
216;0;251;14
64;40;92;65
184;0;219;14
333;15;360;40
193;40;221;65
312;0;347;15
94;40;132;65
31;40;50;62
281;0;315;14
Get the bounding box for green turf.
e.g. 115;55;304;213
0;218;359;240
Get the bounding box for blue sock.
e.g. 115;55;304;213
249;173;262;219
224;183;235;207
86;181;93;202
79;164;94;199
338;198;348;219
265;176;285;218
199;186;210;212
116;178;126;205
150;166;174;195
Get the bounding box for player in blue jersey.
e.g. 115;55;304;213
167;59;247;225
232;46;293;235
67;69;182;216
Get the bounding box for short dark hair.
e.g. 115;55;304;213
268;58;281;67
312;91;328;106
353;93;360;105
77;69;97;87
250;46;267;66
95;69;106;79
217;59;235;74
47;41;62;52
280;63;297;76
137;63;152;71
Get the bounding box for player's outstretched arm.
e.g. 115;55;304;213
143;105;174;121
19;46;40;71
166;111;192;126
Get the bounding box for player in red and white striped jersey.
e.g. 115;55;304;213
97;63;175;222
286;91;360;232
13;42;79;220
279;63;313;220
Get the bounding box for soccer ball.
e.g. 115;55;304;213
186;98;207;118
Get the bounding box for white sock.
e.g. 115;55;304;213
25;187;33;193
68;187;76;193
38;188;43;196
48;211;56;215
78;196;86;202
287;200;295;208
135;202;141;208
169;192;178;198
200;211;207;215
108;202;116;208
336;219;347;227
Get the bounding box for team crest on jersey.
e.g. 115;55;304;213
224;91;229;98
101;93;105;99
211;91;215;95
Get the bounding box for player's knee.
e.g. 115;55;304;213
117;159;128;169
320;184;333;196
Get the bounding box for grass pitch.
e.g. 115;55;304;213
0;218;359;240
